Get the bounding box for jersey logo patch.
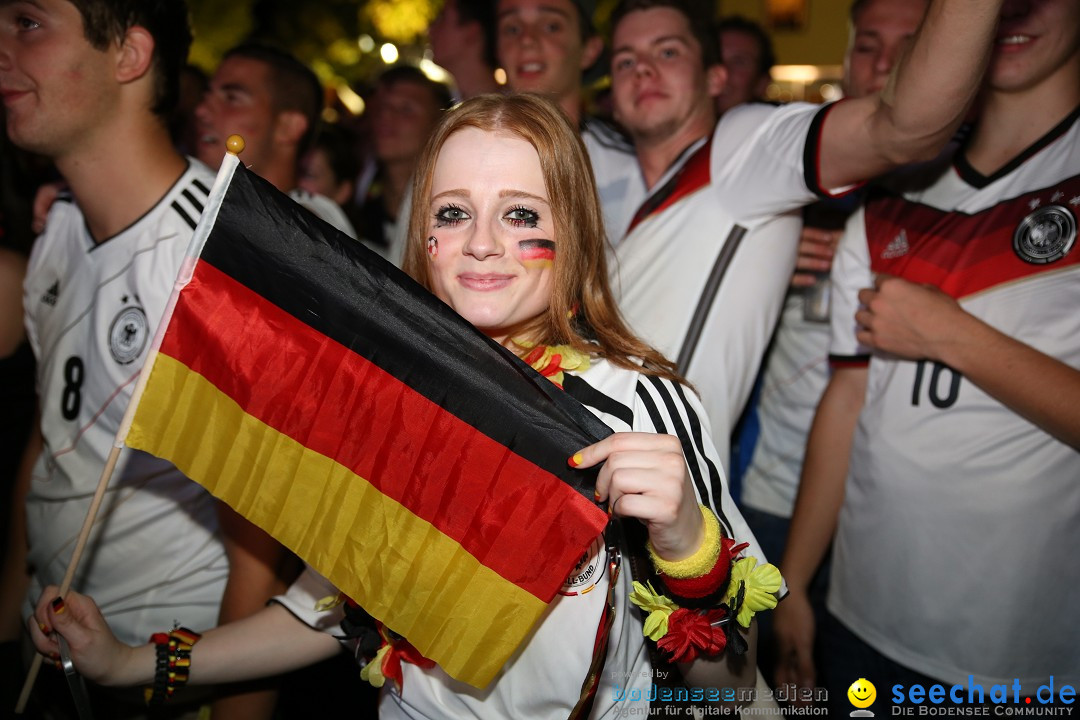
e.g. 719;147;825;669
560;535;607;596
1012;205;1076;265
41;280;59;306
109;305;148;365
882;229;909;259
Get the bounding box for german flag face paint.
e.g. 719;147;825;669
518;239;556;268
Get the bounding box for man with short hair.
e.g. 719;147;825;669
196;44;356;238
777;0;1080;706
0;0;228;714
714;15;776;116
359;64;453;265
429;0;501;100
495;0;640;244
606;0;1000;481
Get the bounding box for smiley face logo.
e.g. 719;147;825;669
848;678;877;709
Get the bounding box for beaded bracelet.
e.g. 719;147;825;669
144;627;201;706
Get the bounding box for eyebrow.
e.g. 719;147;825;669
217;81;252;95
431;189;550;204
0;0;44;9
500;189;549;204
612;34;692;56
497;5;571;21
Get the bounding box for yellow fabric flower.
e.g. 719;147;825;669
723;557;783;628
629;581;678;641
313;593;345;612
515;340;592;388
360;644;390;688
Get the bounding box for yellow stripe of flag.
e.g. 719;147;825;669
127;354;546;686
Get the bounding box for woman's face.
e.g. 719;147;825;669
426;127;557;345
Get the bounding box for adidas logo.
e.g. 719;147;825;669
882;230;909;259
41;280;59;306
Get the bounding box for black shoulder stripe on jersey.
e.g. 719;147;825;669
192;178;211;196
563;373;634;427
642;376;711;518
182;188;205;214
171;200;197;230
669;380;733;537
803;102;837;201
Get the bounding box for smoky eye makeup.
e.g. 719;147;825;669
505;206;541;228
433;204;470;227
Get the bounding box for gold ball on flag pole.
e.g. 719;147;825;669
226;135;246;155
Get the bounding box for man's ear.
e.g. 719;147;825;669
273;110;309;147
581;35;604;71
705;63;727;99
116;27;155;85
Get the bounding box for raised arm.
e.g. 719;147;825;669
818;0;1001;190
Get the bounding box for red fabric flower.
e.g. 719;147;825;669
381;636;437;689
723;537;750;561
656;608;728;663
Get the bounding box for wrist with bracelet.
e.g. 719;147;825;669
144;627;201;706
630;505;783;663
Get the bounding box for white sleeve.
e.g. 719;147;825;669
710;102;835;222
630;376;776;573
829;204;874;360
273;565;350;640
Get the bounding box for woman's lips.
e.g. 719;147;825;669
458;273;514;291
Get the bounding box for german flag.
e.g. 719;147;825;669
126;155;611;687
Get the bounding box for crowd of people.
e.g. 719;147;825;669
0;0;1077;718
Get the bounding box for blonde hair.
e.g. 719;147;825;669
402;93;681;382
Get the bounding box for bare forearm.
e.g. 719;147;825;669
102;604;340;687
937;313;1080;449
780;368;866;591
821;0;1001;188
191;605;340;685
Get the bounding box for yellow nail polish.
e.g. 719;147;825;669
569;452;583;467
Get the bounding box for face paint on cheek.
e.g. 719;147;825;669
519;239;556;268
427;236;438;258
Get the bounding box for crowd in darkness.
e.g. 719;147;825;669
1;0;1077;717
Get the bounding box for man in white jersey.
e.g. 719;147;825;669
605;0;999;477
0;0;234;714
776;0;1080;706
737;0;926;685
495;0;642;243
195;44;357;240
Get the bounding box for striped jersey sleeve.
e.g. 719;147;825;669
565;363;771;566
